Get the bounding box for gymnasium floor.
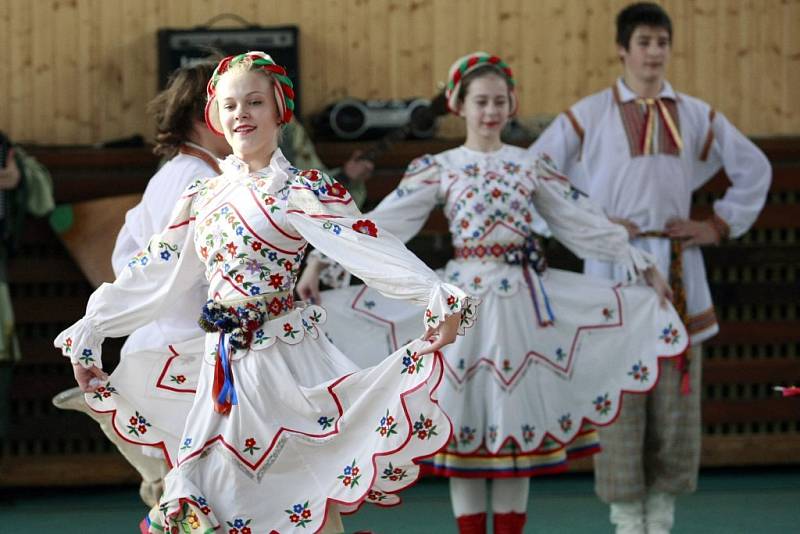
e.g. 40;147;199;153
2;467;797;533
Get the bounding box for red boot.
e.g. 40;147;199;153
456;512;487;534
493;512;527;534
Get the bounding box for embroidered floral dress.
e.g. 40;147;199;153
55;149;474;533
318;144;688;478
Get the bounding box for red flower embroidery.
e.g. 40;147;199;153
283;323;294;333
268;298;284;316
268;274;284;289
352;219;378;238
245;438;257;448
235;274;244;283
301;509;311;519
200;246;208;259
328;182;347;199
491;188;502;198
215;253;224;262
226;242;238;256
251;242;262;251
301;169;322;181
447;296;456;306
264;196;275;205
283;260;293;271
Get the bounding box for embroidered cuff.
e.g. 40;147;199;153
625;247;657;283
424;283;478;335
54;318;105;369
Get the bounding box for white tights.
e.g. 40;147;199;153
449;478;530;517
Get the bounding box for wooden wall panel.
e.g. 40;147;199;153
1;0;798;144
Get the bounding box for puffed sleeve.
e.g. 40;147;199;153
307;156;442;287
529;155;654;281
286;169;475;333
693;110;772;238
528;110;586;190
363;155;442;242
54;180;208;369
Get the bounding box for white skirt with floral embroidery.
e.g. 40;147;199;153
133;311;452;533
319;259;689;478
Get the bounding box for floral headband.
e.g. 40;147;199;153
204;51;295;135
445;52;517;115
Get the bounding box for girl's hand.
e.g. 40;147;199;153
295;258;323;304
72;363;109;393
665;217;720;247
609;216;640;239
343;150;374;184
643;266;673;308
418;312;462;356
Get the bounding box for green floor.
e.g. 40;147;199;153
2;468;798;533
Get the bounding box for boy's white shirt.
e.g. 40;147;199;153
530;78;772;343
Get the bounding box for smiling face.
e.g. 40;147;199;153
215;69;280;170
619;25;671;88
459;73;511;146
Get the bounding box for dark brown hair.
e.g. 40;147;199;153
616;2;672;50
147;61;217;158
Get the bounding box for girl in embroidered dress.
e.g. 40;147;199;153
296;52;688;534
55;52;471;534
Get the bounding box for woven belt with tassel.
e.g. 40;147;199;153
454;236;554;327
198;291;294;414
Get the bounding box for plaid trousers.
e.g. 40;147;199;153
593;345;703;502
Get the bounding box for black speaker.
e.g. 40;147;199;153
157;25;301;117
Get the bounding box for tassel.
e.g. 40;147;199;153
211;332;238;414
676;353;691;395
680;370;691;395
522;260;554;327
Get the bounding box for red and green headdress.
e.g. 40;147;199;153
445;52;517;115
204;51;295;135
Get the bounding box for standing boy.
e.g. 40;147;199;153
529;3;771;533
